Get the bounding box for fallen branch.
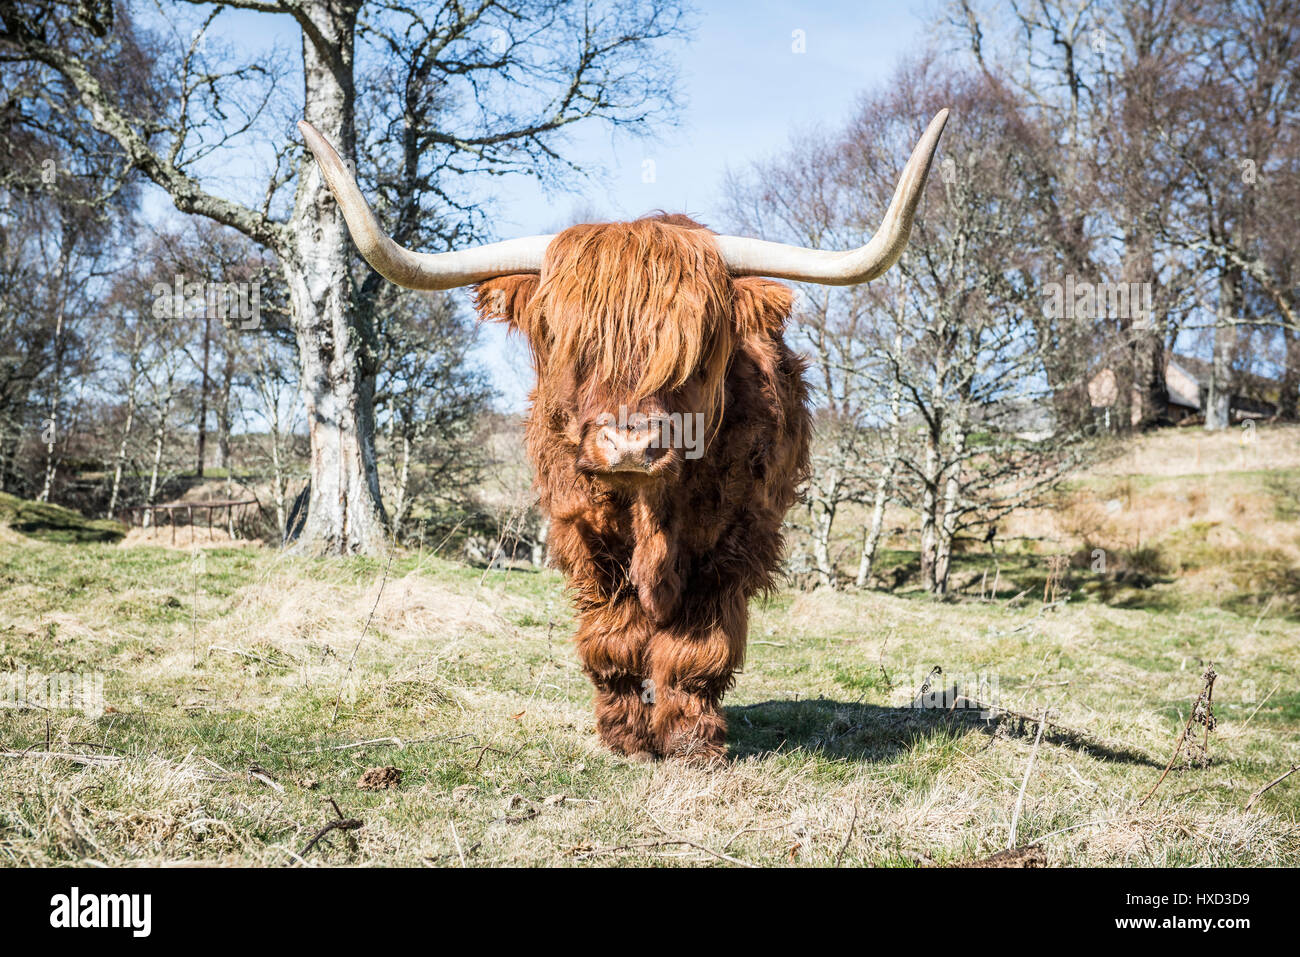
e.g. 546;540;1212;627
274;736;405;756
298;798;363;860
574;839;703;860
647;815;756;868
1009;707;1048;849
836;801;859;866
1245;764;1299;812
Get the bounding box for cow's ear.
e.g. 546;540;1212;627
473;275;541;333
731;278;794;339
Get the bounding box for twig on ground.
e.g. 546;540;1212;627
1032;818;1119;843
66;741;127;754
1242;683;1279;728
1004;588;1030;607
574;839;701;859
298;799;363;860
647;814;756;868
1;749;122;766
1009;706;1049;850
719;822;789;852
451;821;467;867
274;736;406;755
1245;764;1299;812
836;801;859;866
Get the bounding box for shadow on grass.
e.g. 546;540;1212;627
726;697;1161;768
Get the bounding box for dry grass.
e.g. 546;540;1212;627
1088;424;1300;478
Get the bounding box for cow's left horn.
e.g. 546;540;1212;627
713;109;950;285
298;120;554;290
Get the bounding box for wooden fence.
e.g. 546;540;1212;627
117;499;258;544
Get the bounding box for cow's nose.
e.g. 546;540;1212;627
596;424;663;471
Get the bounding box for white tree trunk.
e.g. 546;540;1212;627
107;389;136;516
392;432;411;531
286;1;388;554
1205;267;1239;430
857;330;903;589
932;427;966;596
856;452;897;589
38;290;67;504
808;461;840;589
919;428;940;593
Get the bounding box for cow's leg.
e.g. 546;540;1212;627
574;600;657;758
646;591;747;763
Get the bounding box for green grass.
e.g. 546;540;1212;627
0;492;126;544
0;533;1296;867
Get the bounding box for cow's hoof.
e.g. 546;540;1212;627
626;750;657;763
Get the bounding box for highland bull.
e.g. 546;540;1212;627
298;110;948;762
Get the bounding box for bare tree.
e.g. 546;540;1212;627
1149;1;1300;428
947;0;1300;430
242;328;304;540
373;288;495;539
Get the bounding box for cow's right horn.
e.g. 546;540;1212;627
298;121;554;290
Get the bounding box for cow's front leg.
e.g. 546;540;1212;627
574;601;657;759
646;593;747;763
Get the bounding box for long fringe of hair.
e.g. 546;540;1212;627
534;218;735;420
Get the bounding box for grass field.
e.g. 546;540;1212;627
1;430;1298;867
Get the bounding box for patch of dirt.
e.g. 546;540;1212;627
949;845;1047;868
357;766;402;791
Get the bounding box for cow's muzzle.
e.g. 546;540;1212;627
594;421;669;473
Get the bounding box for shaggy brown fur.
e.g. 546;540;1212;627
475;215;810;762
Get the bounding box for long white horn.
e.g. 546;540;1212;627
713;109;949;285
298;120;553;290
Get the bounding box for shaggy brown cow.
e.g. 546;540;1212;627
299;111;948;761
